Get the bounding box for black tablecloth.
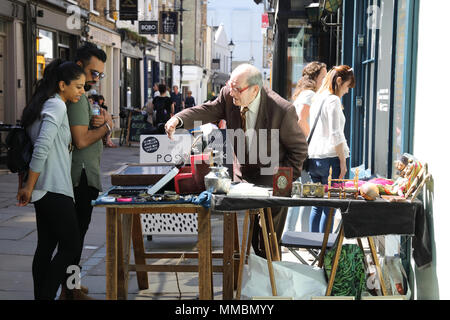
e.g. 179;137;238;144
212;195;432;268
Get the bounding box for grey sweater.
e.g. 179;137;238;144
27;94;73;202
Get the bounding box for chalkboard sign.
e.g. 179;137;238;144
127;111;153;144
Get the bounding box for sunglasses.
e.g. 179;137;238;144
226;80;251;94
90;70;105;80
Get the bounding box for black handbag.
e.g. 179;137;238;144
302;98;326;172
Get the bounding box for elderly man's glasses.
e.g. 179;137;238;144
226;80;251;94
90;70;105;80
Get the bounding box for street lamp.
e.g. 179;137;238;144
228;39;235;73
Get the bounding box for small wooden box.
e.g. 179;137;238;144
110;163;175;186
273;167;293;197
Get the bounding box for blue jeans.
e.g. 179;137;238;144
308;157;341;233
284;170;312;232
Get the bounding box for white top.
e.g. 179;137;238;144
293;89;315;116
241;89;261;147
308;92;350;159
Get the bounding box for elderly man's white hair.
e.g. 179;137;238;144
232;63;263;89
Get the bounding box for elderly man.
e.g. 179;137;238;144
165;64;308;257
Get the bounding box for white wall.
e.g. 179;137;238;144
414;0;450;299
207;0;264;72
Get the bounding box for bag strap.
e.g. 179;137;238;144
307;96;327;144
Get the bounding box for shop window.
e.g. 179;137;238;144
37;29;54;80
287;19;314;100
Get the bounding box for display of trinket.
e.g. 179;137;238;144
301;183;325;198
327;167;359;199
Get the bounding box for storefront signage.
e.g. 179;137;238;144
120;0;138;21
262;13;269;28
159;11;178;34
139;21;158;35
140;134;192;164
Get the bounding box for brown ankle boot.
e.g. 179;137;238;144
80;285;89;294
72;289;96;300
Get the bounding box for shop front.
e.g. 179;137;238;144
159;44;175;91
86;24;121;121
121;41;143;109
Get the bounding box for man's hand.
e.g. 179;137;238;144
91;110;105;128
165;116;180;140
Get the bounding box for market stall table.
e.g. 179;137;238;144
93;199;214;300
212;194;431;299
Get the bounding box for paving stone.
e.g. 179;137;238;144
0;226;35;240
0;254;33;272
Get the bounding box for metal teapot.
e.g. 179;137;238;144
204;166;231;194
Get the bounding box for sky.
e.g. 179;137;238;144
206;0;266;71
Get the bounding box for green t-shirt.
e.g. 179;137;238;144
67;94;103;191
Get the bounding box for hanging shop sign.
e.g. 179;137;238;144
159;11;178;34
139;21;158;35
120;0;138;21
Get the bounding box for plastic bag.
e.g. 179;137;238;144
241;254;327;300
381;256;411;299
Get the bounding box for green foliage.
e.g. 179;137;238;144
324;244;366;299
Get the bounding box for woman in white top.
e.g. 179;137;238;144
283;62;327;234
308;65;355;233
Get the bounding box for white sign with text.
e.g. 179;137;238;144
139;134;192;164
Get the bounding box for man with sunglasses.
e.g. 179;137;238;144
165;63;308;258
62;42;111;299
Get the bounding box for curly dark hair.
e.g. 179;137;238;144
291;61;327;101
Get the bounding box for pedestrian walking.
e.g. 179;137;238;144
171;85;184;114
184;90;196;108
283;61;327;236
65;42;113;299
16;59;85;300
308;65;355;233
151;84;173;130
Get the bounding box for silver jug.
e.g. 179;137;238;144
204;166;231;194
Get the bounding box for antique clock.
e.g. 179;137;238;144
273;167;293;197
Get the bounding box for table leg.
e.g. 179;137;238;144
233;213;240;289
222;212;235;300
318;208;336;268
259;209;277;296
236;210;250;300
132;214;149;290
117;214;132;300
246;214;255;264
106;208;118;300
368;236;387;296
197;207;213;300
266;208;280;262
325;226;344;296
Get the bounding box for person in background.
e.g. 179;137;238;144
94;95;117;148
97;95;107;111
88;95;94;106
152;84;174;131
308;65;355;233
184;90;195;108
153;83;160;98
16;59;86;300
171;85;183;114
283;62;327;238
66;42;113;299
